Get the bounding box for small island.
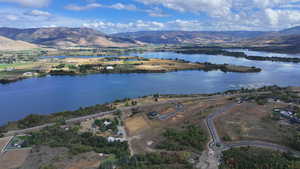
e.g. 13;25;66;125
0;56;261;84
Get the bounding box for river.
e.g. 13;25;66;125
0;50;299;124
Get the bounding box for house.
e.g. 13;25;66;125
107;136;125;142
103;120;112;126
147;111;159;119
23;72;34;77
106;66;114;70
280;110;294;118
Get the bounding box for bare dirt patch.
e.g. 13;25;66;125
125;115;150;136
0;136;11;152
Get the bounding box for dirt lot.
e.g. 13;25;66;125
0;149;31;169
215;102;299;144
125;116;150;136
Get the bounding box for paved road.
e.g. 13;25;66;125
0;136;14;154
205;103;236;145
158;101;184;120
204;103;300;157
224;140;300;157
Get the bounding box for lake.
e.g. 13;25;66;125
0;50;300;125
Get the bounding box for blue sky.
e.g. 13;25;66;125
0;0;300;33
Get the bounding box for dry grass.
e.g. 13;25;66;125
125;116;150;136
65;159;101;169
0;149;31;169
215;102;298;144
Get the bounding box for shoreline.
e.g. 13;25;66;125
0;85;294;133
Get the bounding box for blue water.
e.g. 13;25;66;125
226;49;300;58
0;51;299;125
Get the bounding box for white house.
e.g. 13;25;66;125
103;120;112;126
107;136;125;142
106;66;114;70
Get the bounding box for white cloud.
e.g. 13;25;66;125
264;8;300;27
65;2;169;18
146;7;169;17
0;8;86;29
83;19;205;33
24;10;51;17
2;1;300;33
65;3;102;11
110;3;137;11
65;3;138;11
5;15;18;21
137;0;232;17
0;0;50;8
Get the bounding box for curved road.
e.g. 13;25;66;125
205;102;300;157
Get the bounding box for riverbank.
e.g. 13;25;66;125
172;46;300;63
0;56;261;84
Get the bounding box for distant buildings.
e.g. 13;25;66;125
274;108;300;124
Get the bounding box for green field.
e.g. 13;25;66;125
0;62;34;69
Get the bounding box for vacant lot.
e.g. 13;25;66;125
125;115;150;136
123;96;228;154
0;149;31;169
215;102;298;144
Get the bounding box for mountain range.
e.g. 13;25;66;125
0;26;300;51
0;27;139;49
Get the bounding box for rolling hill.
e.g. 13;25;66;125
243;26;300;47
0;27;139;48
0;36;39;51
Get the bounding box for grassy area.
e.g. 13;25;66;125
156;125;208;152
100;152;193;169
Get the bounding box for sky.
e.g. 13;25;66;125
0;0;300;33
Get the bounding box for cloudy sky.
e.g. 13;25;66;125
0;0;300;33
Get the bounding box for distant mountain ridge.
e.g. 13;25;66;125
1;26;300;50
0;27;138;48
243;26;300;48
112;30;269;44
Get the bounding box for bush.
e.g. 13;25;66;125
156;125;207;151
220;147;300;169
